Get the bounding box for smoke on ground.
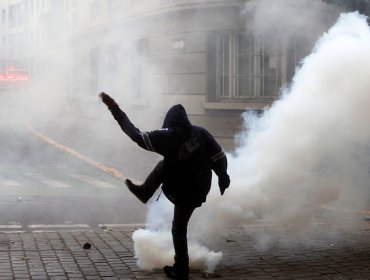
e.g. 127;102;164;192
132;11;370;272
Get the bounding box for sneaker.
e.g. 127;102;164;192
124;179;151;204
163;266;189;280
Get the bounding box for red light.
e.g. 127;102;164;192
0;68;29;82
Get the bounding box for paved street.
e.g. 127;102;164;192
0;161;148;227
0;221;370;279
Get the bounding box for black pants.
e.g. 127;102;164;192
172;205;195;274
142;161;196;274
142;160;163;198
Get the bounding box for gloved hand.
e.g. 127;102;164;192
218;175;230;195
99;92;118;111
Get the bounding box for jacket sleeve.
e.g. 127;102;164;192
211;150;230;194
210;149;229;179
110;106;142;143
110;106;170;155
206;132;230;193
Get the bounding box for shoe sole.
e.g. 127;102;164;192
124;179;149;204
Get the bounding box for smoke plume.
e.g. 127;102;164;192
243;0;341;40
132;11;370;272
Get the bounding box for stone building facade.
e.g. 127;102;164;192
1;0;365;144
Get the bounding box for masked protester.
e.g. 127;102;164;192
99;92;230;280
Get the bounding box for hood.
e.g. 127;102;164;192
162;104;192;129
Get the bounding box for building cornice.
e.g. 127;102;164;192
69;0;246;40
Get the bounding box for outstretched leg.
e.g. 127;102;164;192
125;160;163;203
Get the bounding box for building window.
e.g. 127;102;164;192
30;0;33;14
108;0;123;14
131;39;148;99
72;11;78;27
9;5;16;27
160;0;174;5
106;44;120;93
208;32;285;103
1;9;5;24
89;0;100;20
9;3;25;28
1;37;5;54
71;0;77;8
89;47;100;94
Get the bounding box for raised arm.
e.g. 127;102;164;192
99;92;171;156
99;92;144;146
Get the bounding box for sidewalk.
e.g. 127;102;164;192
1;221;370;279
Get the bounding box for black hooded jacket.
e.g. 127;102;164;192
111;104;229;207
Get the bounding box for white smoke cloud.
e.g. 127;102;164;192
132;228;223;272
132;11;370;272
132;193;223;272
243;0;341;39
197;10;370;241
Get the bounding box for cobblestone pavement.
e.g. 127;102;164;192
0;221;369;279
